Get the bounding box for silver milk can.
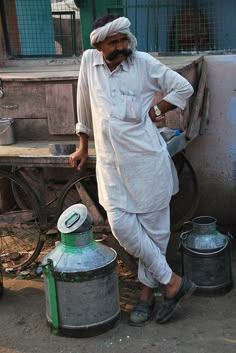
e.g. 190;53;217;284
42;204;120;337
180;216;233;295
0;118;15;145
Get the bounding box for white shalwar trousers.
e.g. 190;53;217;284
107;206;172;288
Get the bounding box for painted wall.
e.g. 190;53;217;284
186;55;236;226
126;0;175;52
214;0;236;50
15;0;55;55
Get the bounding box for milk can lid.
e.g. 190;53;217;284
184;233;227;251
57;204;91;234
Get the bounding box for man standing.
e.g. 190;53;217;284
70;14;195;326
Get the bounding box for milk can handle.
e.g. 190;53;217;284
65;212;81;228
178;222;193;252
226;232;233;240
179;221;193;240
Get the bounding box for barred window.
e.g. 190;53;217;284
81;0;236;54
1;0;82;57
1;0;236;57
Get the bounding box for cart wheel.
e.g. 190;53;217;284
170;152;199;231
11;167;63;212
58;172;108;231
0;169;44;270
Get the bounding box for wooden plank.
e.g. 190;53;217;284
75;182;105;225
45;83;76;135
199;87;210;135
0;56;203;81
0;72;79;82
0;210;35;223
186;60;207;140
0;140;96;168
14;118;49;141
0;224;42;241
0;82;46;119
149;55;203;73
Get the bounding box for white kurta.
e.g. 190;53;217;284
76;49;193;213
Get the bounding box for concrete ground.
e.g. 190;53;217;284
0;234;236;353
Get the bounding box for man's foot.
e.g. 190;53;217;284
165;272;182;298
156;276;196;324
128;298;155;326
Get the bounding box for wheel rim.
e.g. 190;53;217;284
0;169;44;270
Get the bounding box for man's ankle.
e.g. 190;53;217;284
139;286;154;303
166;273;182;298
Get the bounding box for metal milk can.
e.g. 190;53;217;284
180;216;233;295
0;118;15;145
42;204;120;337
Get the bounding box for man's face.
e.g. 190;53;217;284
97;33;131;66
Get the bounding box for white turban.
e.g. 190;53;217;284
90;16;137;51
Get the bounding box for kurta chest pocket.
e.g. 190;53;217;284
111;90;142;123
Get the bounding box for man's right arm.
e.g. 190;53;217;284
69;52;92;171
69;132;89;171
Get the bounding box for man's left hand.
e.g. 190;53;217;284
148;106;165;124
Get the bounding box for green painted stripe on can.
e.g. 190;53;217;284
60;229;93;247
57;240;97;254
46;259;60;333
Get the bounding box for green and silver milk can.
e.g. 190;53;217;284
42;204;120;337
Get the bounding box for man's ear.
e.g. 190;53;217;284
95;43;102;52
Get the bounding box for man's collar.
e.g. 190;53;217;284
92;50;133;71
92;50;104;66
121;58;131;71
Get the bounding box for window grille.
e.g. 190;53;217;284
1;0;236;57
1;0;82;57
80;0;236;54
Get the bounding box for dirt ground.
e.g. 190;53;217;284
0;234;236;353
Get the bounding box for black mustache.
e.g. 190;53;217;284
106;48;132;61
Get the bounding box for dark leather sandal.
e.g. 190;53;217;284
156;276;197;324
128;298;155;327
